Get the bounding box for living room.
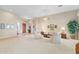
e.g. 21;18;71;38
0;5;79;54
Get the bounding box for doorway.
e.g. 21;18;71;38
22;23;26;33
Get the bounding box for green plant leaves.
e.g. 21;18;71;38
67;20;78;34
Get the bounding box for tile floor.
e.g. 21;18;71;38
0;34;78;54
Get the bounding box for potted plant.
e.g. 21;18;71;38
67;20;78;39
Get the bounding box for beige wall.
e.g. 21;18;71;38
33;10;78;37
0;10;22;39
0;9;78;39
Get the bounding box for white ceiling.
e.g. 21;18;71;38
0;5;79;19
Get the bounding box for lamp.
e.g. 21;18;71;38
61;27;65;31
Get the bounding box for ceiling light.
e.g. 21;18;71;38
57;5;63;7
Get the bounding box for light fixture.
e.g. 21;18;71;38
43;17;48;21
57;5;63;7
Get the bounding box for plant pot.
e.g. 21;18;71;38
70;34;75;39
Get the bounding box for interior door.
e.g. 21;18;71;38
22;23;26;33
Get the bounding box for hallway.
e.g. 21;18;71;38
0;34;77;54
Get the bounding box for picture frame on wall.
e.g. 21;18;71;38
48;24;57;30
0;23;15;29
5;24;10;29
0;23;5;29
50;24;54;30
10;24;14;29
